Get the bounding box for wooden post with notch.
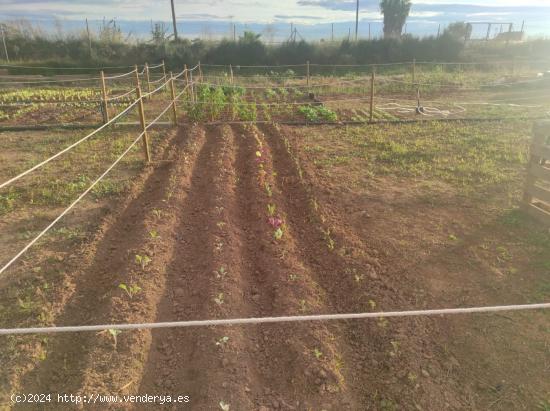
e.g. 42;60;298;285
169;72;178;126
369;68;375;123
144;62;151;97
412;58;416;84
522;121;550;225
136;86;151;163
229;64;234;84
306;60;310;92
189;66;196;103
184;64;192;102
100;70;109;124
161;60;167;92
134;64;141;89
198;61;203;83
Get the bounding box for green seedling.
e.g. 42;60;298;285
264;182;273;197
354;273;365;283
389;341;399;357
118;283;142;299
368;300;377;310
299;299;307;312
152;209;163;219
289;274;298;281
322;228;335;250
274;228;284;241
215;266;228;280
448;234;458;241
219;401;230;411
267;204;276;216
216;336;229;346
377;317;389;328
215;240;224;252
214;293;224;306
108;329;121;349
135;254;151;269
149;229;159;239
313;348;323;359
216;221;226;229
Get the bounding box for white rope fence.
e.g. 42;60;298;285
1;303;549;335
0;98;141;191
0;131;145;277
0;73;198;277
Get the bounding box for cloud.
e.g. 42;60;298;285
274;15;324;20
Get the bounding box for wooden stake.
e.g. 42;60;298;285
85;18;92;57
369;68;375;123
198;61;203;83
412;58;416;84
161;59;167;80
306;60;310;91
136;86;151;163
1;26;9;63
169;72;178;126
100;70;109;124
189;68;196;103
144;62;151;96
184;64;191;101
229;64;234;84
134;64;141;89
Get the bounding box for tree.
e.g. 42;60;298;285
380;0;412;39
444;22;473;42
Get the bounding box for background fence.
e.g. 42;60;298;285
523;121;550;225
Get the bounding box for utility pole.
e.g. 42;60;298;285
355;0;359;41
1;26;9;63
331;23;334;42
170;0;178;40
85;18;92;57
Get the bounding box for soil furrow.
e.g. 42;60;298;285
73;125;207;404
13;130;181;409
232;124;361;410
136;125;259;410
260;123;462;410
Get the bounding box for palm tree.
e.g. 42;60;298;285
380;0;412;39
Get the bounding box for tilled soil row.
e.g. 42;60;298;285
6;121;463;411
8;126;182;410
259;123;464;410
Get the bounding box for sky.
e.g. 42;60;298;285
2;0;550;39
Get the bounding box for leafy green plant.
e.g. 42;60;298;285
264;183;273;197
216;336;229;346
135;254;151;269
108;329;121;349
298;105;337;122
322;228;335;250
214;293;225;305
149;229;159;239
219;401;230;411
267;204;276;216
313;348;323;359
298;105;318;122
274;227;284;241
215;266;228;280
118;283;142;299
